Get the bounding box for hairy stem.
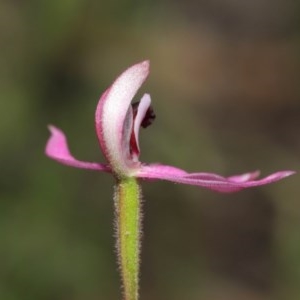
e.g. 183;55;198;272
114;177;141;300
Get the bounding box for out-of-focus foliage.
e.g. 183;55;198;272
0;0;300;299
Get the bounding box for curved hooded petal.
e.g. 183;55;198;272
95;61;150;177
137;164;295;193
45;126;110;171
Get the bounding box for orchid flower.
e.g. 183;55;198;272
45;60;294;192
45;61;294;300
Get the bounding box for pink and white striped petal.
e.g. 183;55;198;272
185;170;260;182
226;171;261;182
137;164;295;193
45;126;110;171
95;61;150;177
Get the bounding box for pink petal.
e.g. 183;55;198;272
45;125;110;172
141;164;188;176
137;165;295;193
95;61;150;176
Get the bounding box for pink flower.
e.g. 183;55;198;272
45;61;294;193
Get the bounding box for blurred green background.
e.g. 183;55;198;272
1;0;300;299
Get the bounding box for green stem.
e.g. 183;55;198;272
114;177;141;300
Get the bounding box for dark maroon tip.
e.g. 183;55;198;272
132;101;156;128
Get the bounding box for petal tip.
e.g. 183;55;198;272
136;60;150;75
47;124;59;134
281;170;296;177
46;125;65;144
141;59;150;67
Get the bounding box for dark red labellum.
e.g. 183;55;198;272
131;101;156;128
